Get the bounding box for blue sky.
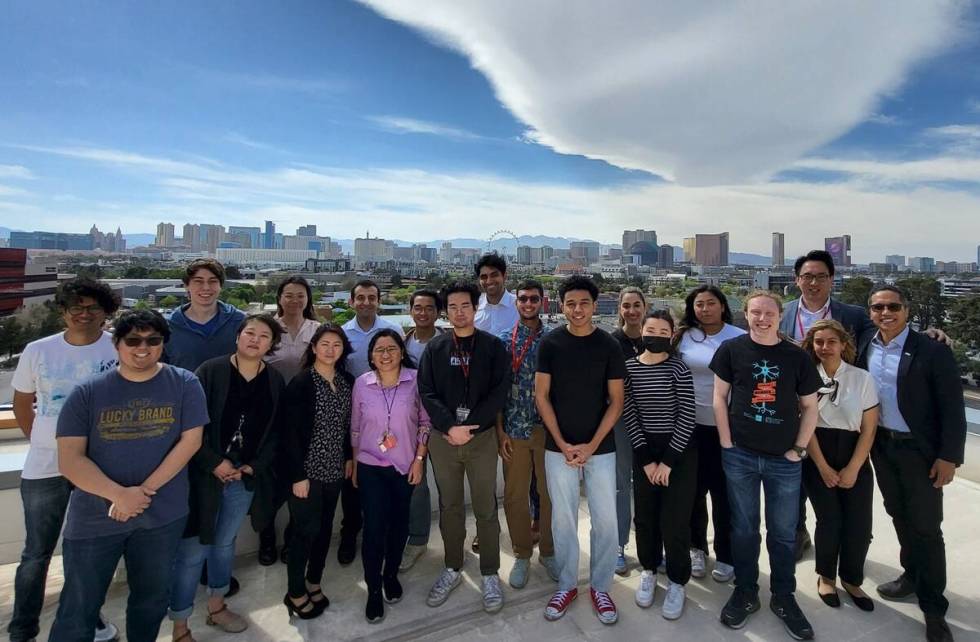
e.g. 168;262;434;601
1;0;979;262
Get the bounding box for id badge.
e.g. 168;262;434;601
455;406;470;423
511;383;520;399
379;432;398;453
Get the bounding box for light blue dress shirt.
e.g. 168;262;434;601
342;315;405;377
867;325;912;433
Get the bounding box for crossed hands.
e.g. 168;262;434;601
446;425;479;446
213;459;254;484
561;442;596;468
109;485;155;522
642;461;672;486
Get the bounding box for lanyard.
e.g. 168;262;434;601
796;302;830;339
380;381;399;433
451;332;473;380
510;323;540;374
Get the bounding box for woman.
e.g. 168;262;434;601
351;329;431;623
608;285;647;575
169;314;285;641
261;276;321;565
675;285;744;583
623;311;697;620
280;323;354;619
801;319;878;612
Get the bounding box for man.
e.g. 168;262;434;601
50;310;206;642
474;253;519;336
496;279;558;589
340;279;405;565
9;278;121;642
858;286;965;642
711;290;821;640
417;281;510;613
400;288;445;572
536;275;625;625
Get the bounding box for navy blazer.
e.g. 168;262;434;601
857;328;967;465
780;297;875;345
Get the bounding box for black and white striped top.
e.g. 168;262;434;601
623;355;696;468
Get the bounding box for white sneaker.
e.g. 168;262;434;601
482;574;504;613
690;548;707;579
94;613;118;641
635;569;656;608
426;568;462;607
399;543;426;572
712;561;735;583
662;581;686;620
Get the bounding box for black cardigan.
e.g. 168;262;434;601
185;356;285;543
280;367;355;485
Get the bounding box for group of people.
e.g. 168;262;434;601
6;250;965;642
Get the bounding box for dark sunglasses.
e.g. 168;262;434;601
869;303;904;313
121;335;165;347
517;295;541;303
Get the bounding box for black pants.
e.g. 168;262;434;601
358;463;414;593
802;428;873;585
689;424;732;564
341;477;362;542
872;433;948;616
286;479;342;598
634;446;698;585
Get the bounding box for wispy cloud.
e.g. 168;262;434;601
867;113;902;126
223;132;288;153
368;115;484;141
0;164;35;180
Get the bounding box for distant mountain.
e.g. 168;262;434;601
730;252;772;266
333;235;589;254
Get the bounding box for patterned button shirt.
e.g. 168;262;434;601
497;321;549;440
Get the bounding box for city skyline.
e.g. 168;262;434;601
1;2;979;261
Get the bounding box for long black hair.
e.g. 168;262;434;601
368;328;416;371
301;323;353;380
276;276;317;320
676;285;733;344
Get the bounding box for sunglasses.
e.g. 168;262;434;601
869;303;904;313
121;336;165;347
517;295;541;303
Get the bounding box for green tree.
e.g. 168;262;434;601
148;268;185;279
0;317;24;358
133;300;150;311
159;295;179;308
225;265;243;280
332;308;355;325
123;265;150;278
948;294;980;349
896;276;946;330
838;276;874;306
390;273;403;288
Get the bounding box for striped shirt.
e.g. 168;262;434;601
623;355;696;468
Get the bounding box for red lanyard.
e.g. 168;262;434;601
451;332;472;380
510;323;540;374
796;302;830;339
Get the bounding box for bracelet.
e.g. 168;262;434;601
415;454;425;461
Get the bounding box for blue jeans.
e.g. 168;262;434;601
169;481;254;619
546;451;617;592
612;419;633;548
722;446;801;596
8;476;72;642
50;516;187;642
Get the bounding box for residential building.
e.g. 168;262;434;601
155;222;175;248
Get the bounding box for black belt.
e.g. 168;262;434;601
876;428;915;441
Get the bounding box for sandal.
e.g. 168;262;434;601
206;603;248;633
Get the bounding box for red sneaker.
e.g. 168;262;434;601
544;588;578;621
590;588;618;625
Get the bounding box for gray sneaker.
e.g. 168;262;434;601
662;581;686;620
712;561;735;583
399;543;426;572
539;555;560;582
690;548;707;579
94;613;119;641
509;558;530;589
426;568;462;607
482;574;504;613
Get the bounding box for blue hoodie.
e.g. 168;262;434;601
165;301;245;372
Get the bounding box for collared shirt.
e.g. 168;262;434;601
793;297;833;341
815;361;879;432
351;368;431;475
475;290;519;336
342;316;406;377
497;321;549;439
265;317;321;383
867;325;912;433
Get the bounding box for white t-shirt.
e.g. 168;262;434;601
406;329;442;367
474;291;519;336
677;324;746;426
816;361;880;432
11;331;118;479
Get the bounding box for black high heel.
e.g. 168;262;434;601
308;588;330;607
283;594;325;620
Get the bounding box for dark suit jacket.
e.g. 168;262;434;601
780;297;875;344
857;328;967;465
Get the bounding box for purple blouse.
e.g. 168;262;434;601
351;368;432;475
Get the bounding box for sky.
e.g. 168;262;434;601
1;0;979;262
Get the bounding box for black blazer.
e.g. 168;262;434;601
280;367;354;484
857;328;967;464
780;297;875;345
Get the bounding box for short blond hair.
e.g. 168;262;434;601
743;289;783;314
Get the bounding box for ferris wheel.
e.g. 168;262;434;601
486;229;519;254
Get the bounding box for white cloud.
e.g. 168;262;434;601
223;132;287;153
867;113;902;126
357;1;967;185
0;164;35;180
368;115;484;141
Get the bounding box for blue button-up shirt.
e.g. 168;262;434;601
497;321;549;440
867;325;912;433
342;316;405;377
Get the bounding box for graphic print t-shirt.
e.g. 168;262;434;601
709;335;821;456
56;365;209;539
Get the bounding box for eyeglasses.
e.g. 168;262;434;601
67;304;104;315
121;336;165;347
517;295;541;303
798;273;830;283
372;346;401;356
869;303;904;313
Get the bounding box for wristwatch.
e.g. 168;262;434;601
415;454;425;462
791;445;808;460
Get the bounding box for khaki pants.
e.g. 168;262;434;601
503;427;554;559
429;427;501;574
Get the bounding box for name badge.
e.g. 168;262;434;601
379;432;398;453
455;406;471;423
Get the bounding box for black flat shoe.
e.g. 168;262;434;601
283;594;325;620
817;580;840;608
843;588;874;612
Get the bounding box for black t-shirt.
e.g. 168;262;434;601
537;326;627;454
220;366;272;466
709;334;821;456
611;328;644;360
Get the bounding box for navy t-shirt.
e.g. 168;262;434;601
56;365;209;540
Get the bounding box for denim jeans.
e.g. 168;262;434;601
169;481;254;619
406;459;431;546
722;446;801;596
546;451;617;592
612;419;633;548
50;516;187;642
7;476;72;642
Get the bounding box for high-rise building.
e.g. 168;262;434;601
570;241;601;264
772;232;785;267
695;232;729;266
155;222;175;248
885;254;906;269
354;234;395;264
622;229;657;254
228;226;260;249
182;223;200;251
658;244;674;268
683;237;697;262
908;256;935;273
199;224;225;253
439;241;453;263
264;220;275;249
824;234;852;267
297;224;316;236
516;245;532;264
9;231;93;251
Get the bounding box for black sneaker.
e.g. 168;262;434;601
877;574;915;601
770;594;814;640
338;535;357;566
383;575;403;604
925;614;954;642
365;591;385;624
258;531;277;566
226;576;240;598
720;586;760;629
